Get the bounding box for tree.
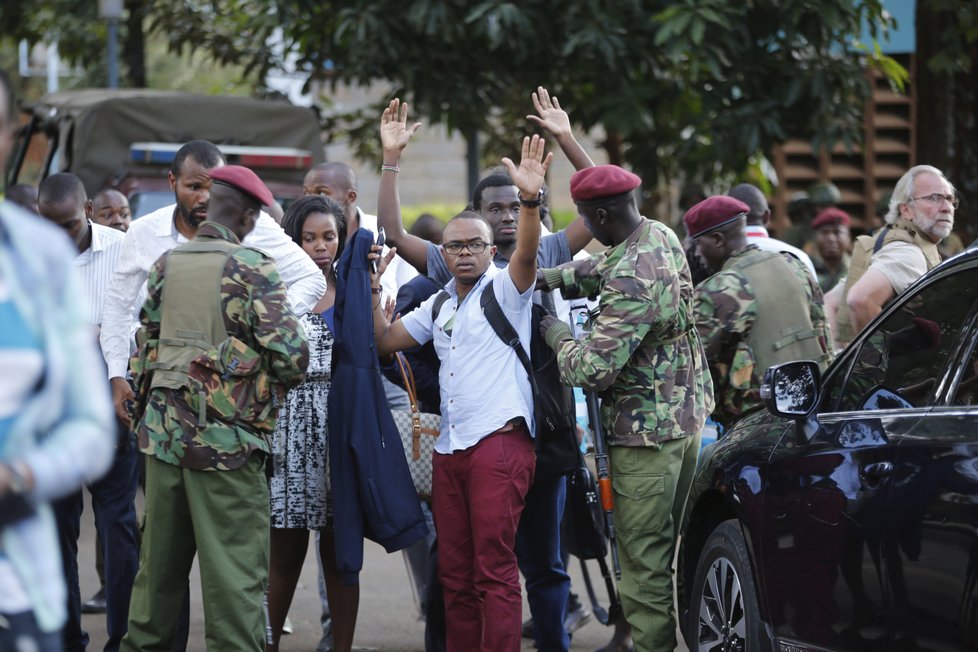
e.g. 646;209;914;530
3;0;905;213
916;0;978;239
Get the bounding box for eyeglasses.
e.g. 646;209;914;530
443;240;490;255
911;193;959;210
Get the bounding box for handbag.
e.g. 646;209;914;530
389;352;440;498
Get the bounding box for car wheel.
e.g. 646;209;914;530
688;519;762;652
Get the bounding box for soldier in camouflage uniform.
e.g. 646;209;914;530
536;165;714;652
121;166;308;652
685;195;832;432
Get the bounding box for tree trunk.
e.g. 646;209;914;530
124;0;147;87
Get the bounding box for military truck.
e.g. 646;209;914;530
6;89;325;217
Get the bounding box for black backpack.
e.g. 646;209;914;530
431;281;579;478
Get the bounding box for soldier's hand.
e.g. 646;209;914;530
110;377;134;427
535;269;549;291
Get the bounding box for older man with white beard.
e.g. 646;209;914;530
833;165;957;347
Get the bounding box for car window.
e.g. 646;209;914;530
949;322;978;406
834;268;978;412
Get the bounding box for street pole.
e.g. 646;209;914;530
98;0;123;89
107;17;118;88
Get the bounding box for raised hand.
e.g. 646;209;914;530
380;98;423;156
501;134;554;199
526;86;571;140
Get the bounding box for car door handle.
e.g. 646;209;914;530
860;461;894;487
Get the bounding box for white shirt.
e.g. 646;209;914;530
73;221;126;327
870;241;927;295
357;208;417;299
401;264;534;454
745;225;818;280
99;204;326;379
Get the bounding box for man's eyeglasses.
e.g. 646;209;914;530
443;240;490;255
911;193;960;210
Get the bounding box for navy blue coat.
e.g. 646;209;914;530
327;228;428;584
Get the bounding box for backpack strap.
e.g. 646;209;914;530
479;278;538;395
430;290;451;322
873;225;892;254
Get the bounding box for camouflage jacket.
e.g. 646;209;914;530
544;218;714;447
131;222;309;470
694;245;831;430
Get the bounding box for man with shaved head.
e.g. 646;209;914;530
728;182;817;281
91;189;131;232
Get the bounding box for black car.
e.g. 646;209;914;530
678;249;978;652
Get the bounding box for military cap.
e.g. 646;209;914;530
570;165;641;203
683;196;749;238
208;165;275;207
811;207;851;230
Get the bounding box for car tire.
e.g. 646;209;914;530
688;519;763;652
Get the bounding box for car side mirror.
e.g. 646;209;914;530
760;361;821;419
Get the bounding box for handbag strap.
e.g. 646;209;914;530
393;352;425;460
393;352;420;411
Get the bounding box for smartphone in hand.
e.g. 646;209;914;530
371;227;386;274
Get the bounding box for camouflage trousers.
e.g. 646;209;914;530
121;454;270;652
609;432;700;652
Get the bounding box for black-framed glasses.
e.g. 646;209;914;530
443;240;490;255
911;193;960;209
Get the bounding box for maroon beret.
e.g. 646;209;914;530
683;196;749;238
570;165;642;203
208;165;275;207
811;207;851;230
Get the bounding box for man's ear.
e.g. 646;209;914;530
596;207;608;224
168;171;177;192
899;201;912;220
347;189;358;209
84;199;93;219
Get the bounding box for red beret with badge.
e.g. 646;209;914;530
683;196;750;238
569;165;642;204
208;165;276;207
811;207;851;230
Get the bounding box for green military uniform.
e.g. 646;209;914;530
813;252;850;294
122;222;308;652
694;244;832;431
541;218;714;652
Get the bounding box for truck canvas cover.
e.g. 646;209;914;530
27;89;324;194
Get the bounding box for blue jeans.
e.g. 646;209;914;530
54;430;139;652
0;611;62;652
515;474;571;652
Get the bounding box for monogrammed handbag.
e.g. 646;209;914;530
390;353;440;498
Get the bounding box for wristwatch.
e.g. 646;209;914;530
519;189;544;209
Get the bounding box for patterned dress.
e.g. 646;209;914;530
270;309;333;529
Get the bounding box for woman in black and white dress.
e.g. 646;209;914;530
266;195;358;652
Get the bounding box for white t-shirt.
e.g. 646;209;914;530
870;241;928;295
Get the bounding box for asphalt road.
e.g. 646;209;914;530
76;492;687;651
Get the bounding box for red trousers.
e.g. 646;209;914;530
432;426;536;652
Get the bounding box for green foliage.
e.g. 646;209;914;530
2;0;907;207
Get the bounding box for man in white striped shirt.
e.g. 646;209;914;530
37;173;140;652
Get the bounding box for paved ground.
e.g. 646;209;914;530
77;491;686;651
